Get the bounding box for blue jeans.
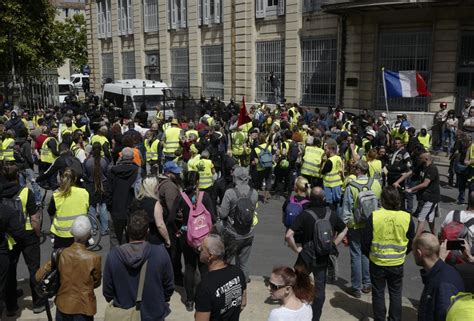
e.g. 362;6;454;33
88;203;109;234
348;228;371;292
19;168;42;204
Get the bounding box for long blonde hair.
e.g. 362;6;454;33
136;176;158;201
58;168;76;198
294;176;310;198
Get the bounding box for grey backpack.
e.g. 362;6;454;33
349;177;379;223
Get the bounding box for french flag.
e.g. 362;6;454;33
383;70;431;98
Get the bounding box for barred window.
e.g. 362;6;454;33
171;48;189;94
255;40;285;103
122;52;136;79
202;45;224;98
301;37;337;106
102;53;114;82
143;0;158;32
377;30;432;112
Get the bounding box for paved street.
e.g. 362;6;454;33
12;157;464;320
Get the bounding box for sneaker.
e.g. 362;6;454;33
346;288;362;298
185;301;194;312
362;285;372;294
33;300;53;314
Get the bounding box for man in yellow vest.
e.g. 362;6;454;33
1;164;48;315
90;126;111;160
301;136;325;187
321;139;344;210
362;186;414;321
196;150;215;193
144;128;160;175
163;119;183;161
230;127;248;166
342;160;382;298
39;125;60;185
417;126;431;151
185;122;199;141
59;116;74;142
1;130;16;162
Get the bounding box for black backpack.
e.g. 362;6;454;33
1;190;26;227
308;208;333;256
230;188;255;235
36;248;63;299
288;142;300;162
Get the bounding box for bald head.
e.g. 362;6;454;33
413;233;440;258
310;187;326;205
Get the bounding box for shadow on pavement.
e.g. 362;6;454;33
330;291;418;321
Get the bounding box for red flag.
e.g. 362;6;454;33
237;96;251;127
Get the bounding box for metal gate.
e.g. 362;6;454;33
456;33;474;115
255;40;285;103
300;37;337;106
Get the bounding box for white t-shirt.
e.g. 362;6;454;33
442;210;474;238
267;304;312;321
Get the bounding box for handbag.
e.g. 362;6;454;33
104;260;148;321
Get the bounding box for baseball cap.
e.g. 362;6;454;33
366;129;376;137
381;112;387;118
163;161;182;174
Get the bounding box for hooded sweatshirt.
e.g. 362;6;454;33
103;241;174;321
106;161;138;220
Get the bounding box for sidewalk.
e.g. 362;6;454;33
6;276;417;321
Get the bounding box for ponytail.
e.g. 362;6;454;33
58;168;76;198
91;142;103;194
272;266;315;303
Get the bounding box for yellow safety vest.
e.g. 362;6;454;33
185;129;199;140
72;123;86;133
40;137;58;164
162;122;171;131
0;138;3;160
238;122;252;134
197;158;213;189
470;144;474;169
231;132;246;156
391;129;409;144
90;135;110;157
70;142;81;158
342;121;352;132
188;154;201;172
368;159;383;180
163;127;181;156
446;292;474;321
144;138;159;161
301;146;324;178
418;134;431;150
347;176;382;229
323;155;343;187
345;145;360;162
61;126;73;137
2;137;15;161
32;115;43;128
369;208;411;266
50;186;89;238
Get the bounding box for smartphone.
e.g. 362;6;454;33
446;240;465;251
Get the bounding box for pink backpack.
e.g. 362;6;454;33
181;191;213;249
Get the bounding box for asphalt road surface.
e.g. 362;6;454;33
17;161;464;305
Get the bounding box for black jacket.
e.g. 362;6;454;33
106;161;138;220
36;151;83;185
0;196;28;254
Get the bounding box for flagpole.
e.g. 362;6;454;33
382;67;390;120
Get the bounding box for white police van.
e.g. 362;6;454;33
102;79;175;120
58;78;76;104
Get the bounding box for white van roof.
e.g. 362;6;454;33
71;73;90;78
114;79;169;88
103;79;170;96
58;78;73;85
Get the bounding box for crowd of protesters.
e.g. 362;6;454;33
0;93;473;321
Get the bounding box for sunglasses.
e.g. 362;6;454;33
269;281;286;291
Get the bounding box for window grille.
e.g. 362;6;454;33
122;52;136;79
143;0;158;32
255;40;285;103
202;45;224;98
300;37;337;106
377;30;432;111
171;48;189;94
102;53;114;82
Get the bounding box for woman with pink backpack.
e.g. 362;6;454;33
174;171;217;312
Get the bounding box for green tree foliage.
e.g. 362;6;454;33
0;1;88;79
53;13;88;70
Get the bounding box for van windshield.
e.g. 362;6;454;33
133;95;164;110
59;85;71;94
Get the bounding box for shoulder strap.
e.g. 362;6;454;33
367;177;374;189
233;187;242;199
180;192;193;210
453;210;461;223
51;248;63;269
325;207;332;220
307;209;318;222
289;195;296;203
135;260;148;309
247;188;254;199
196;191;204;207
464;218;474;228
